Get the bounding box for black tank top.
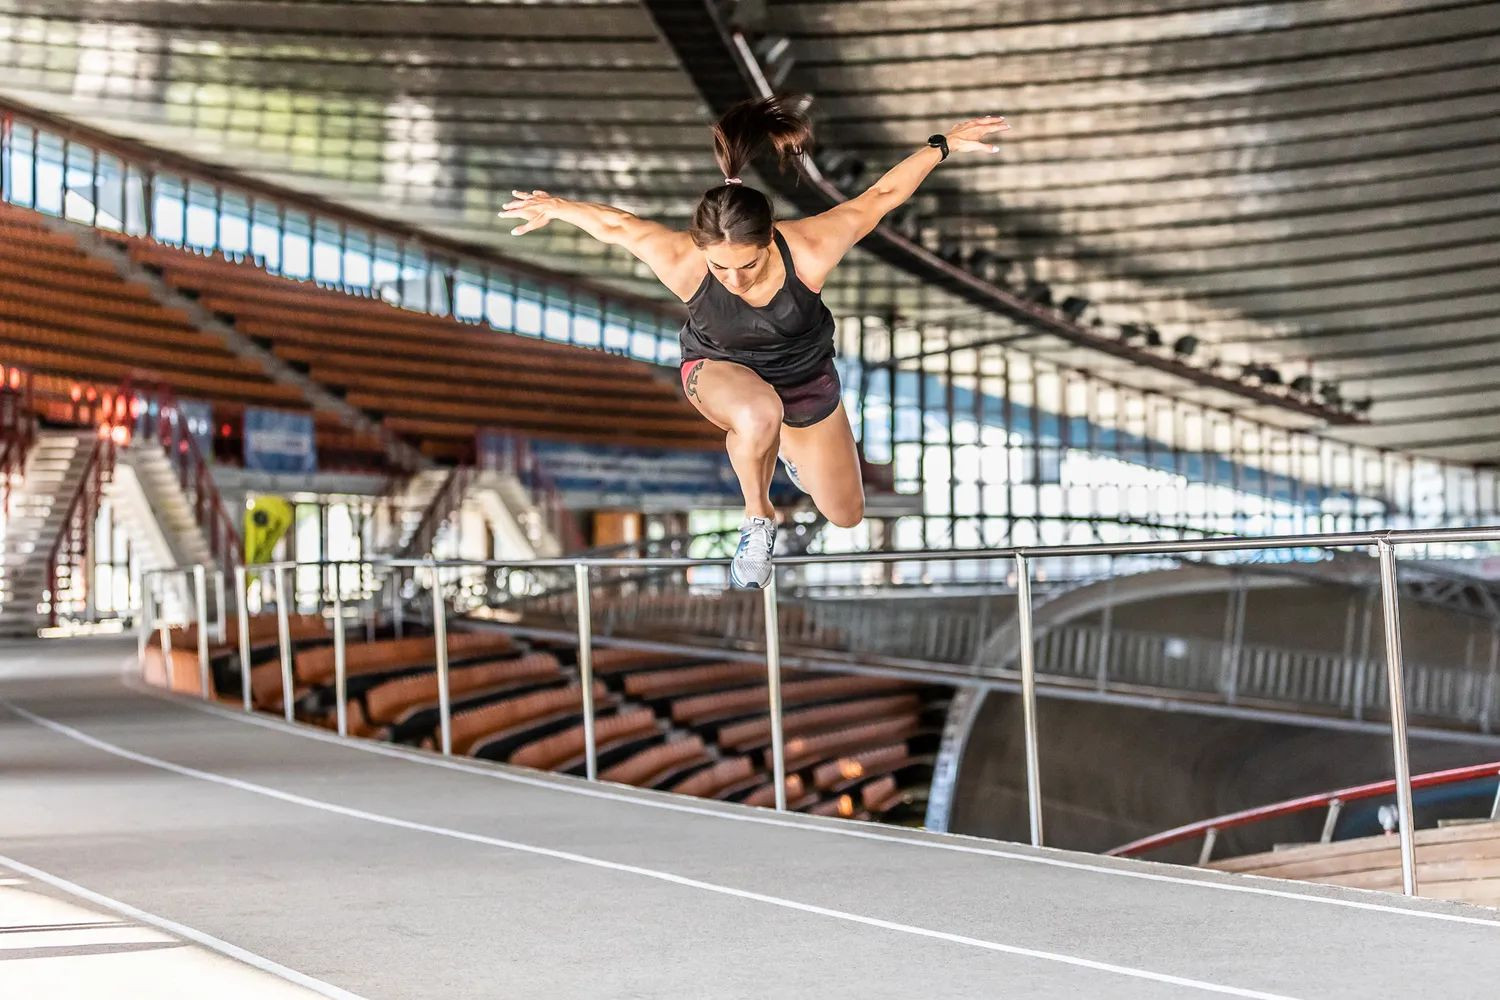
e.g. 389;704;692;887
678;228;837;388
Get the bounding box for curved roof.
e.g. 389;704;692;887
1;0;1495;460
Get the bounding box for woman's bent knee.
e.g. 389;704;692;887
822;495;864;529
730;400;784;443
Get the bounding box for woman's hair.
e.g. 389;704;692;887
688;95;813;249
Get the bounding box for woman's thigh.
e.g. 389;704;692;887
681;359;783;433
778;402;864;526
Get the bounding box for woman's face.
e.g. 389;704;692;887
703;241;772;294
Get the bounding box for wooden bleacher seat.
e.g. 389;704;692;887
623;661;769;700
740;775;818;811
669;757;757;799
589;649;692;675
782;715;924;771
1209;820;1500;906
450;682;607;757
812;744;915;792
717;695;923;752
506;708;659;772
294;632;516;686
671;676;910;727
599;736;712;788
122;238;723;453
354;652;562;736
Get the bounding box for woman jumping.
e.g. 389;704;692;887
501;96;1008;588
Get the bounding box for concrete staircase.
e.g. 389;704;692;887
106;444;216;622
386;469;459;557
111;445;214;570
0;429;96;636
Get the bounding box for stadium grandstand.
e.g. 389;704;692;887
3;2;1500;997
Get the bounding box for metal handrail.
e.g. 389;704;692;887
297;523;1499;567
126;380;242;566
45;430;115;626
139;522;1500;898
1109;761;1500;862
0;363;36;516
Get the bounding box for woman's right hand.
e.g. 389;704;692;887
499;189;564;236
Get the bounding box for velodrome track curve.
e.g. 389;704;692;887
4;638;1499;1000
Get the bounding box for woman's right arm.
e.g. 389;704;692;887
500;190;700;299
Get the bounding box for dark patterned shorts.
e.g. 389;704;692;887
680;357;842;428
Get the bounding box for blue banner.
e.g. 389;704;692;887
243;407;316;473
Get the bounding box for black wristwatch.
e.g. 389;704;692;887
927;133;950;161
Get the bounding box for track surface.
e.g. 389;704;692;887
4;639;1499;1000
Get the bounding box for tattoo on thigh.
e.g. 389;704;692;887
685;360;705;399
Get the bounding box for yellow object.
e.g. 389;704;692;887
244;496;294;565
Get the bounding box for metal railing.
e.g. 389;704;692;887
124;381;241;568
1110;760;1500;864
0;362;36;516
137;523;1500;897
45;429;116;626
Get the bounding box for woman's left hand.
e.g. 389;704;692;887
499;189;562;236
946;115;1010;154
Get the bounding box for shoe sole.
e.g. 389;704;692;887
728;566;766;590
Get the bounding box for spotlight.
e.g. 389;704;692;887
1172;334;1199;357
1348;397;1374;416
1023;280;1052;306
1289;374;1316;395
1141;324;1164;348
1060;296;1090;322
1258;366;1283;386
1319;381;1342;406
1118;323;1145;342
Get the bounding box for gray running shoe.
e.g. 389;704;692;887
729;516;777;590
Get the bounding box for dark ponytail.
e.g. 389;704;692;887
689;95;813;249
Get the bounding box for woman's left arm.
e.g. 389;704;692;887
784;115;1009;287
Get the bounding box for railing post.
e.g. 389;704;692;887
333;580;348;738
156;575;175;691
136;569;152;674
430;561;452;756
192;565;210;700
763;574;787;812
1197;827;1218;866
213;568;228;645
574;563;597;781
390;566;404;640
234;565;252;713
1320;797;1344;844
272;564;294;723
1375;538;1419;896
1014;552;1044;847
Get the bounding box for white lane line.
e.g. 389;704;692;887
0;854;368;1000
127;678;1500;929
10;698;1299;1000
